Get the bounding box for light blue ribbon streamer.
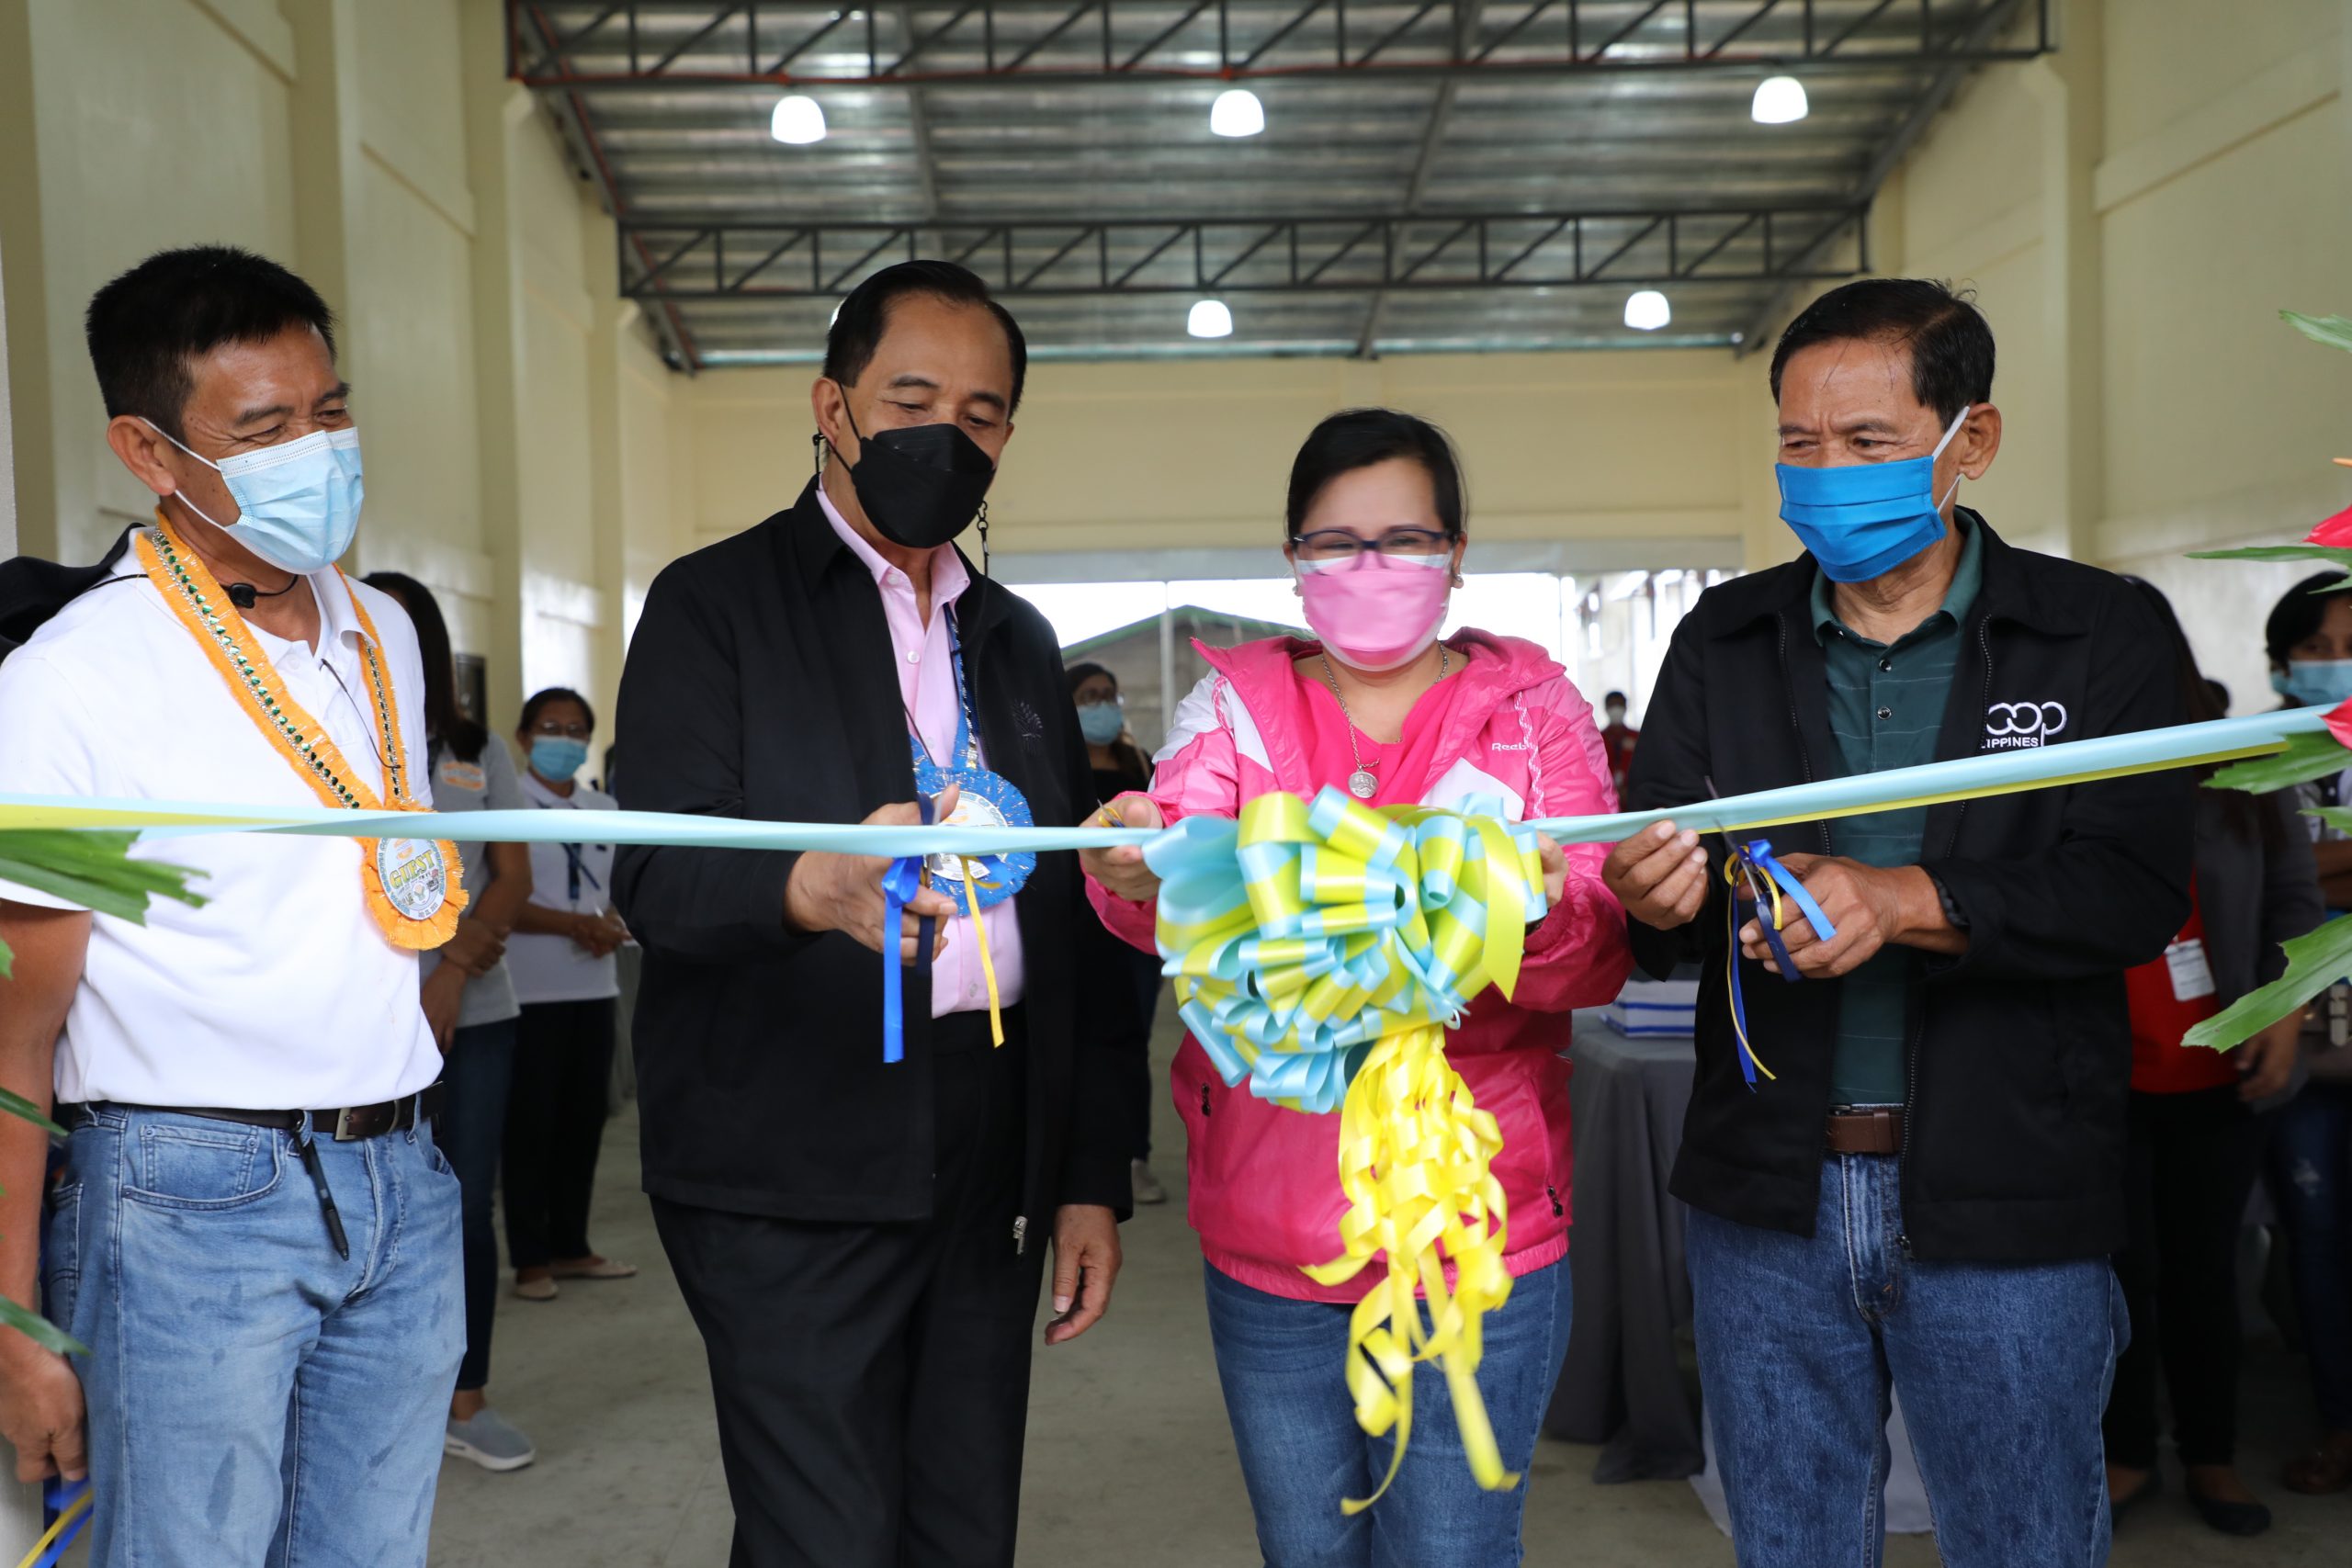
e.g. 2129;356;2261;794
2;707;2322;859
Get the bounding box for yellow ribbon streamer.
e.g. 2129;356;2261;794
957;855;1006;1047
1152;787;1549;1509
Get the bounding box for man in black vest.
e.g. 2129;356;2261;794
1604;280;2189;1568
613;261;1131;1568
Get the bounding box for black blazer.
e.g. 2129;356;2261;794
1625;513;2192;1263
612;480;1132;1224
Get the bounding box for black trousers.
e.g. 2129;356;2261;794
2103;1084;2265;1468
503;997;617;1269
655;1012;1045;1568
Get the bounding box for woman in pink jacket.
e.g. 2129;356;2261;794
1081;409;1633;1567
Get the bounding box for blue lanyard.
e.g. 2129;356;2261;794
530;797;604;907
910;607;981;772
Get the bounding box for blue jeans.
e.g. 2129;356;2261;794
1204;1258;1573;1568
2269;1081;2352;1428
439;1017;518;1392
1687;1155;2125;1568
44;1107;464;1566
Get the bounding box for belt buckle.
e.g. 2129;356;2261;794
333;1104;369;1143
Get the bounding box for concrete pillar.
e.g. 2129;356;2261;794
2025;0;2106;562
459;3;533;738
0;0;58;561
0;203;61;1566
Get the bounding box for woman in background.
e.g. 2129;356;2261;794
1080;409;1630;1567
361;571;539;1472
1068;660;1169;1206
2101;580;2316;1536
504;687;636;1302
2261;572;2352;1496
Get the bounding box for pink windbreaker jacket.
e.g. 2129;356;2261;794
1088;632;1634;1300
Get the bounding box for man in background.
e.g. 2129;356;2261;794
1600;689;1638;797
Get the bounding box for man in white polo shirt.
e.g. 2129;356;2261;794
0;247;461;1566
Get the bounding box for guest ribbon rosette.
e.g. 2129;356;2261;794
1147;787;1548;1510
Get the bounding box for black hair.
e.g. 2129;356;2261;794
2123;577;2267;843
519;686;594;736
1769;278;1994;426
85;245;337;442
2263;570;2352;668
823;260;1027;416
1065;660;1118;696
1284;409;1467;542
362;571;486;764
1603;690;1629;708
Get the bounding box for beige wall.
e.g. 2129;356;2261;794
683;350;1773;581
0;0;692;744
1865;0;2352;709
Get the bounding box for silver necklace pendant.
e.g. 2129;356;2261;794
1348;768;1378;799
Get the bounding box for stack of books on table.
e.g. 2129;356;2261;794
1604;979;1699;1038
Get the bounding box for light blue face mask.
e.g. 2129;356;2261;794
1776;404;1970;584
1076;701;1125;746
530;737;590;783
145;419;364;575
2271;660;2352;710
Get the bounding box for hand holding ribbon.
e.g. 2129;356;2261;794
1736;851;1960;977
781;788;961;1065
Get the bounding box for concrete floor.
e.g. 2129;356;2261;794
426;1012;2352;1566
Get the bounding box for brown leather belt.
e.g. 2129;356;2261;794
1826;1107;1905;1156
66;1084;446;1142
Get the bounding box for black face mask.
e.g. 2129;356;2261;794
829;400;998;551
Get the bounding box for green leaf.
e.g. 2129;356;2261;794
2312;807;2352;836
0;1088;63;1138
2186;912;2352;1050
0;1293;86;1358
2185;546;2352;584
2283;310;2352;355
2205;732;2352;793
0;830;205;924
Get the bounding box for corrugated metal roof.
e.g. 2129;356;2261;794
512;1;2048;365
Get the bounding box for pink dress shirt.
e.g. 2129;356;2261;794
820;486;1026;1017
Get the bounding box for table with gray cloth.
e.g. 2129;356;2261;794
1544;1015;1702;1482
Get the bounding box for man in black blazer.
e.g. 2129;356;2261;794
612;261;1131;1568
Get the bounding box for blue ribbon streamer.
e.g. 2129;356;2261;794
28;1478;89;1568
1724;837;1842;1089
878;795;938;1066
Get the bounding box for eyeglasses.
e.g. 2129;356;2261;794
528;720;592;739
1077;692;1125;707
1289;528;1457;563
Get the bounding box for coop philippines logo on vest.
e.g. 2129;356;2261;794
1984;699;2068;750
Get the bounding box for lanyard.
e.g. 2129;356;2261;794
530;795;604;908
906;604;981;773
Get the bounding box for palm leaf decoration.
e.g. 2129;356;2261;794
0;830;204;1354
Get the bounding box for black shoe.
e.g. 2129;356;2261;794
2109;1465;2160;1532
2185;1484;2272;1538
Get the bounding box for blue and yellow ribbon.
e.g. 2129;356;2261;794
1721;838;1839;1088
14;1479;89;1568
1149;787;1545;1509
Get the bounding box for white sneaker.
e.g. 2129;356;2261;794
1131;1159;1168;1206
446;1407;537;1472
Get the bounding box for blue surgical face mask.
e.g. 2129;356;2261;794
2271;660;2352;710
1776;404;1971;584
1077;701;1125;746
144;419;364;575
530;737;589;782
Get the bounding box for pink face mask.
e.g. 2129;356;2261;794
1295;551;1454;672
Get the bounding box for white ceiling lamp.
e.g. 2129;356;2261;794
1623;289;1671;331
1209;87;1265;138
1750;74;1809;125
771;94;828;145
1188;299;1235;339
